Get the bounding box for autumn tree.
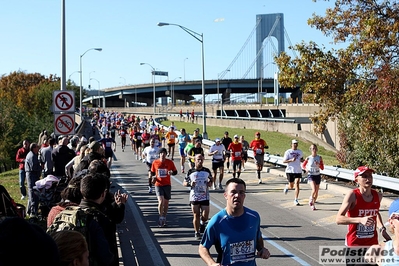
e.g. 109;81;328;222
275;0;399;176
0;71;67;170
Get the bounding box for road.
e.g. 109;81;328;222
102;136;393;266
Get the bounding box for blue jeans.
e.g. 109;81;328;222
19;169;27;197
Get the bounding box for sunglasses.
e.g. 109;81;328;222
390;213;399;220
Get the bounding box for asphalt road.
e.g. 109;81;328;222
102;135;394;266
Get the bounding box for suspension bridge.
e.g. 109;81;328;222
84;13;300;108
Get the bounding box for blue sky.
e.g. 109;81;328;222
0;0;336;91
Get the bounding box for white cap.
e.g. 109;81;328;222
292;139;298;144
234;135;239;139
215;138;221;142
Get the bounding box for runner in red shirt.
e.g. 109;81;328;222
336;166;390;264
227;135;243;179
249;132;268;184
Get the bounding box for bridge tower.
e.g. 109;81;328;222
255;13;285;79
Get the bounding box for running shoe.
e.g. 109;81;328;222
218;184;223;190
200;221;207;233
309;198;313;207
283;187;288;194
181;169;185;174
212;184;217;190
158;216;166;227
195;232;201;240
294;199;300;206
311;205;316;211
258;179;262;184
148;187;152;193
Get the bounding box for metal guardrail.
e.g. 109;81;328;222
155;118;399;193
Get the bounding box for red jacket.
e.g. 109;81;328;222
15;147;29;170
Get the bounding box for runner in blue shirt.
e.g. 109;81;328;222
199;178;270;265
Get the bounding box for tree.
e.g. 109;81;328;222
275;0;399;176
0;71;59;170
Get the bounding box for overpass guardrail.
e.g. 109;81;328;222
154;118;399;194
201;137;399;193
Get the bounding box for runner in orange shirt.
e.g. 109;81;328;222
151;148;178;227
165;127;178;160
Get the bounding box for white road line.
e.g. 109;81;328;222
112;170;165;266
171;175;311;265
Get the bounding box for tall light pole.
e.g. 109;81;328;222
79;48;102;118
183;57;188;82
140;62;156;114
88;71;95;89
217;69;230;119
158;22;207;139
90;78;100;108
170;77;181;106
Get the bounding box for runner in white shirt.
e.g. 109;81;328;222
142;139;160;193
208;138;226;190
282;139;304;206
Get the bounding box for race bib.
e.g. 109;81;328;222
234;151;241;157
256;149;263;154
356;223;375;238
158;168;167;178
229;240;255;264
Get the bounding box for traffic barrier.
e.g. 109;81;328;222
155;118;399;193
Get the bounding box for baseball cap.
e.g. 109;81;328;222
89;141;101;152
292;139;298;144
159;148;168;154
224;131;229;135
195;139;202;143
255;132;260;135
389;199;399;218
215;138;221;142
354;166;374;179
234;134;239;139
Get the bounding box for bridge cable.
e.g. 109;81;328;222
219;18;262;80
241;15;281;79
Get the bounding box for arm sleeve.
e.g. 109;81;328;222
319;157;324;170
301;159;308;169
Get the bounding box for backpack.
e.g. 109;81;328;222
46;205;99;265
0;185;25;221
46;205;91;235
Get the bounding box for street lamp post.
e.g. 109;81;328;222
79;48;102;118
90;78;100;108
170;77;181;106
158;22;207;139
68;71;80;81
140;63;156;114
217;69;230;119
